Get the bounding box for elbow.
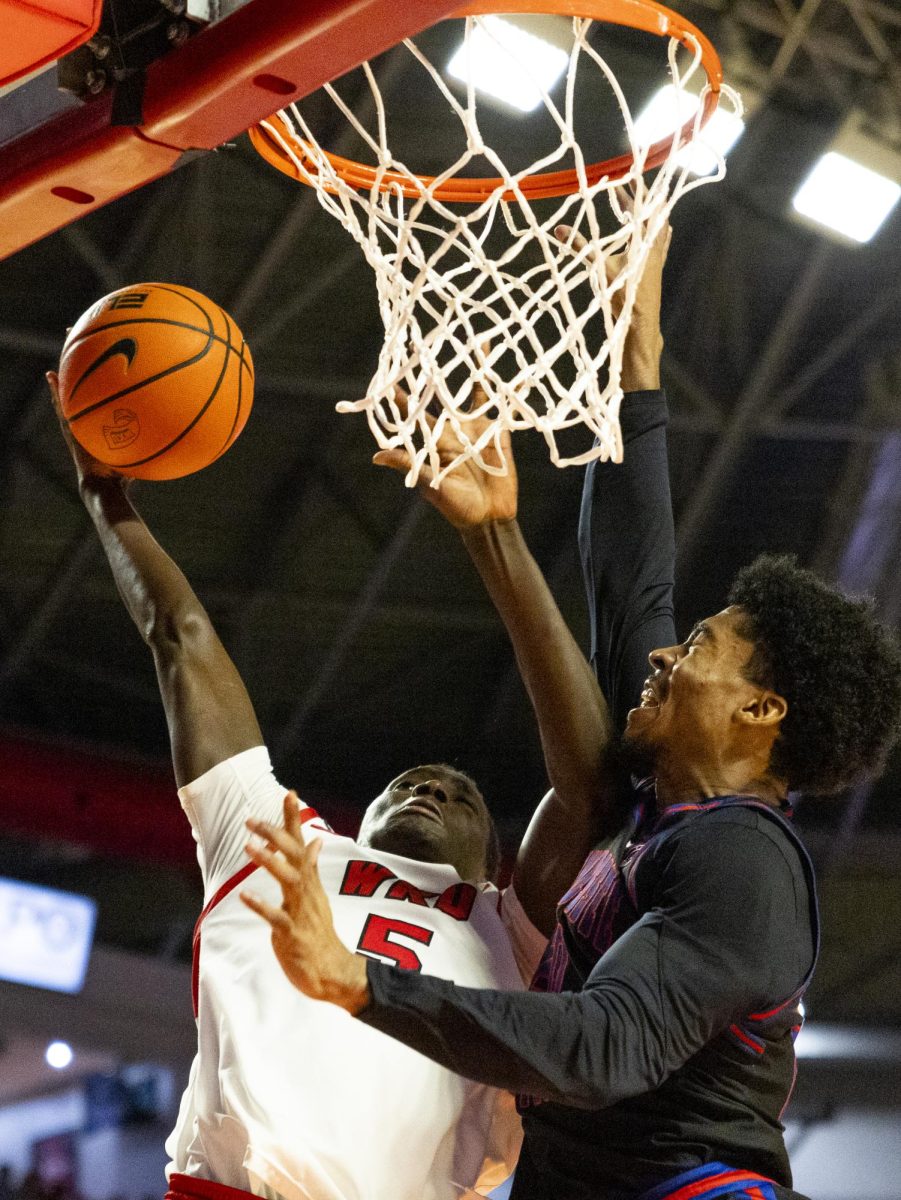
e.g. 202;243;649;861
557;1061;660;1113
557;990;667;1110
537;1054;620;1110
145;602;213;662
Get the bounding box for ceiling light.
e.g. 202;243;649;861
792;151;900;244
632;84;747;177
791;112;901;244
45;1041;74;1070
447;16;569;114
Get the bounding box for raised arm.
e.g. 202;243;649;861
577;224;677;731
49;372;261;788
373;408;611;936
460;520;611;933
369;224;674;935
504;224;676;933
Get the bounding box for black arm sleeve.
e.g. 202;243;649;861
578;391;676;730
358;815;812;1109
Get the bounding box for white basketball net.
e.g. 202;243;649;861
260;16;740;486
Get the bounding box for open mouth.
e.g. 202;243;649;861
639;685;660;708
396;800;443;824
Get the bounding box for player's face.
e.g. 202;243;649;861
359;765;491;881
624;607;768;770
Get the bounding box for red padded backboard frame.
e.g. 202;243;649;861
0;0;103;90
0;0;461;261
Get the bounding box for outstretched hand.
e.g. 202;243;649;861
47;370;122;490
372;384;518;529
241;792;370;1014
555;186;671;392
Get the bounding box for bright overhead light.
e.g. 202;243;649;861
447;16;569;114
45;1041;74;1070
791;112;901;244
792;151;900;244
632;84;746;177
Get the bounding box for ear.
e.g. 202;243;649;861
737;691;788;728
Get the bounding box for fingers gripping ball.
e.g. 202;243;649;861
58;283;254;480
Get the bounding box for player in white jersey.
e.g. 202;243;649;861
48;372;611;1200
172;750;543;1200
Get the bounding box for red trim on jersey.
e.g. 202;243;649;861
662;1168;774;1200
190;801;320;1017
748;998;796;1020
779;1051;799;1121
165;1173;257;1200
191;862;258;1016
728;1023;766;1054
294;804;321;829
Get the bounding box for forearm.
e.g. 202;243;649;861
578;391;675;729
80;478;205;643
620;323;661;393
357;843;781;1110
359;958;663;1109
461;518;613;815
80;477;262;784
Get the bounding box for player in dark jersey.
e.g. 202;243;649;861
242;230;901;1199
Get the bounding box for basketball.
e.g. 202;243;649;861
58;283;254;481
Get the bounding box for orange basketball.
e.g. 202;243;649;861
58;283;254;481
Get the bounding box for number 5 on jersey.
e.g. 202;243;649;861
357;914;434;971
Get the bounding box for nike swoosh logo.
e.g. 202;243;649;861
70;338;138;403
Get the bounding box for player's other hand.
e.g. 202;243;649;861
241;792;371;1015
372;384;518;529
554;185;672;320
555;188;671;392
47;371;122;491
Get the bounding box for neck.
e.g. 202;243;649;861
654;756;787;812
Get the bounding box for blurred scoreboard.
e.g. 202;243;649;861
0;876;96;993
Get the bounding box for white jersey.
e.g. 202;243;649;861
166;747;547;1200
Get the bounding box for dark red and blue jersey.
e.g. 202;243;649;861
511;791;818;1198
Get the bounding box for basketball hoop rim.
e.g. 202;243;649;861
249;0;723;202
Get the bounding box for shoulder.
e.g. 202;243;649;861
639;803;814;922
178;744;279;804
622;806;818;1015
653;802;806;865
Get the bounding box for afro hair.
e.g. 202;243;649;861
727;554;901;796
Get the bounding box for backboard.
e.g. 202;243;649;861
0;0;462;261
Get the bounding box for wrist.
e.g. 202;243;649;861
459;515;520;547
620;370;661;393
331;953;371;1015
79;474;134;526
79;472;126;501
619;350;661;393
619;324;662;393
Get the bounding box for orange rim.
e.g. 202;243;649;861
249;0;723;203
